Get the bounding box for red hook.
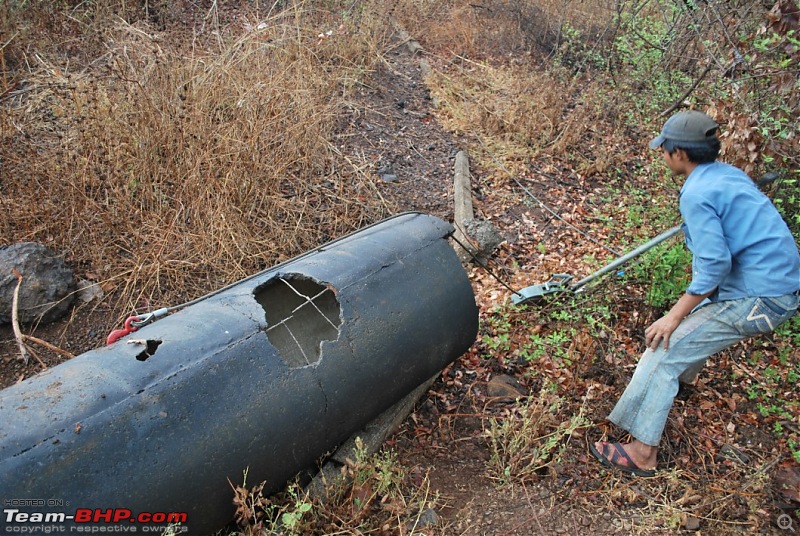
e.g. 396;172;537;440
106;316;140;345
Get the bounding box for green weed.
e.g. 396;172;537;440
631;241;692;309
481;304;526;355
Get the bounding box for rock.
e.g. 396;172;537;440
684;515;701;530
77;279;104;303
409;507;439;530
0;242;76;325
718;444;750;465
487;374;526;400
377;164;398;182
377;164;394;175
464;219;503;258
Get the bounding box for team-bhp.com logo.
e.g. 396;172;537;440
4;506;188;533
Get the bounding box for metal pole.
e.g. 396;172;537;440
572;225;682;291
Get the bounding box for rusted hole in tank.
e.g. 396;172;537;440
136;340;162;361
255;275;341;367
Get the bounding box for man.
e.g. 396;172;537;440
590;110;800;477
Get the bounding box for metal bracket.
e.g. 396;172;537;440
511;273;574;305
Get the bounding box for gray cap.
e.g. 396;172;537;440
648;110;719;149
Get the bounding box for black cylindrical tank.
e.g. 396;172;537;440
0;212;478;534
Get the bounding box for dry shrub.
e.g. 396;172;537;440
1;2;396;323
706;1;800;173
485;391;588;487
393;0;617;59
230;438;444;535
425;61;590;157
392;0;620;171
0;0;160;71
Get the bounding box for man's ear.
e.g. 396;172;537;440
673;147;691;164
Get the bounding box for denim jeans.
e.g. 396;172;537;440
608;293;799;446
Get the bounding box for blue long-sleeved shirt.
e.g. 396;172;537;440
679;162;800;300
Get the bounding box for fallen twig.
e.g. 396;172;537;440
11;269;30;365
22;335;74;359
11;269;50;370
24;343;47;371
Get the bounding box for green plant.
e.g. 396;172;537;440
520;333;547;364
481;304;526;354
546;329;574;364
776;303;800;344
788;439;800;465
583;305;612;334
551;309;574;322
631;241;692;309
555;22;607;71
279;489;314;534
483;331;511;352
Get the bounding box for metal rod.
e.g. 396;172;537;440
571;225;682;291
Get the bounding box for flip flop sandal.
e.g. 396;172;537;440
589;441;656;478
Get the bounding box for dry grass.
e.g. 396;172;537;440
424;61;591;158
229;438;446;535
391;0;632;182
485;391;589;487
393;0;617;59
1;1;397;324
396;0;799;186
585;437;782;534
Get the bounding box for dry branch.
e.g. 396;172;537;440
22;335;74;360
10;269;51;370
659;63;714;117
10;269;30;365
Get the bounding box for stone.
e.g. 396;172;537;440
719;444;750;465
77;279;104;303
409;508;439;530
487;374;526;400
684;515;701;530
464;219;503;257
0;242;76;324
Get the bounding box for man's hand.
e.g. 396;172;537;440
644;291;714;351
645;314;682;350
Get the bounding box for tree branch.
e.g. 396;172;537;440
660;63;714;117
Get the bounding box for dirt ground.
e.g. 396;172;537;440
1;19;796;536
